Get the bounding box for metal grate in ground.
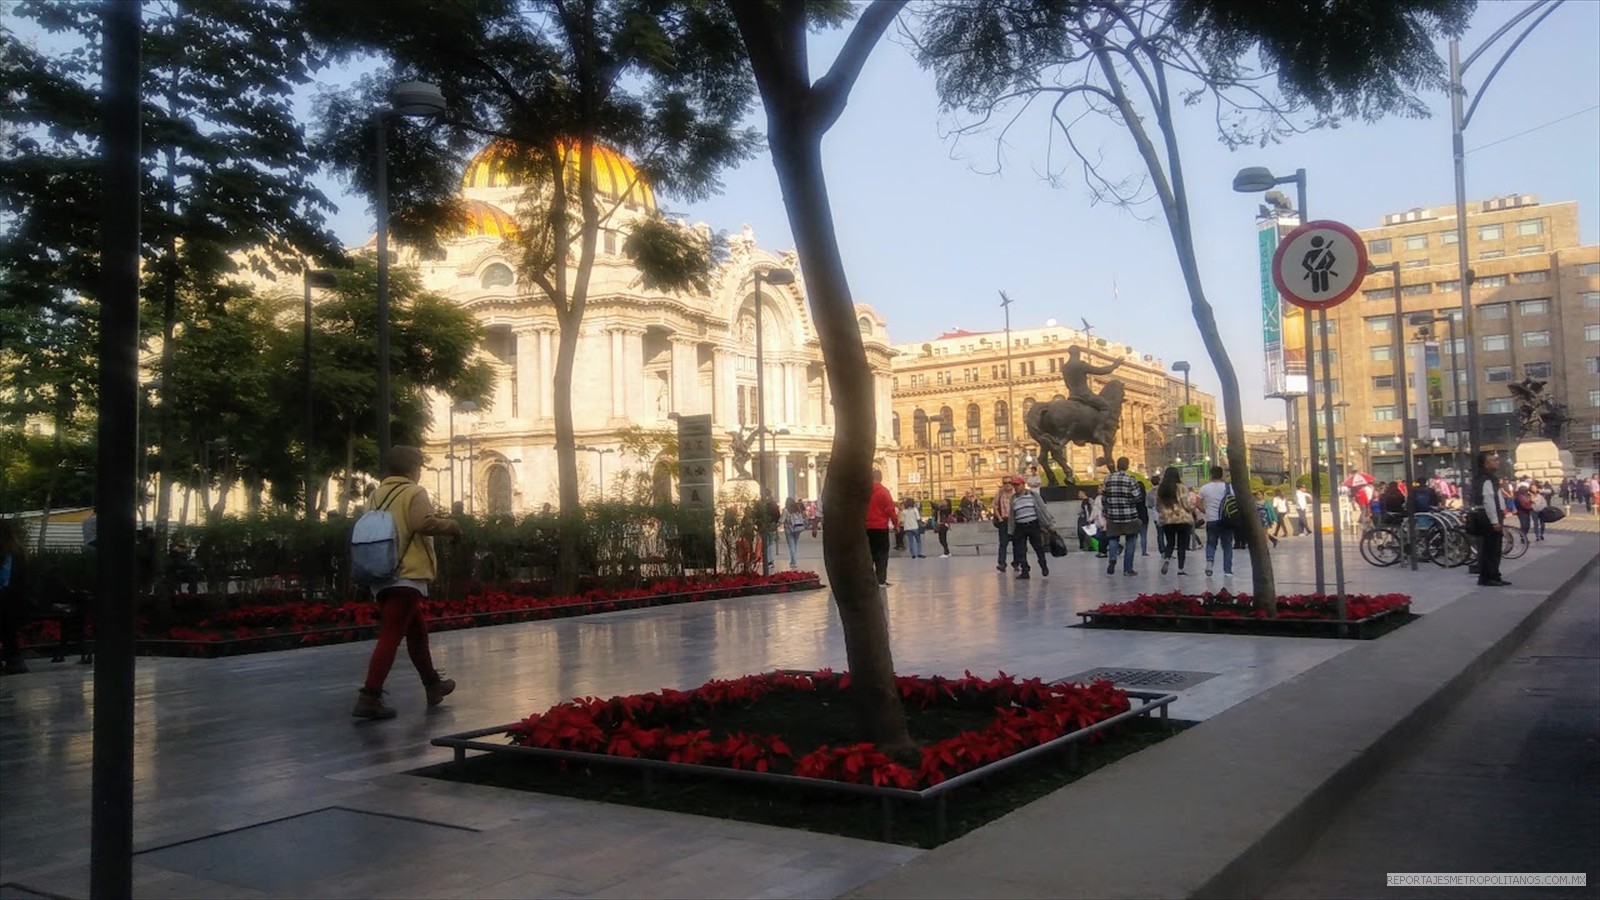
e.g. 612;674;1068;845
1057;667;1220;691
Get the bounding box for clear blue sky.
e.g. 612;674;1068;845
308;3;1597;423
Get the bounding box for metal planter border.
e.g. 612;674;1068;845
129;578;823;659
1077;601;1413;640
428;686;1176;842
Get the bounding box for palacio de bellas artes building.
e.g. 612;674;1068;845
403;142;898;515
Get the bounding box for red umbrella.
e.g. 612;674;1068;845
1342;472;1375;489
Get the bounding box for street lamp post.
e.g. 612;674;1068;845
303;269;337;521
1233;164;1341;601
1171;361;1191;482
375;81;448;460
1374;261;1420;568
752;267;795;509
447;400;478;514
1409;312;1464;484
1000;291;1017;467
1449;1;1564;493
451;433;481;514
575;445;616;499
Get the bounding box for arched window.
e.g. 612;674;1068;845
938;406;954;447
857;316;872;336
966;403;982;443
1052;393;1065;402
912;409;929;449
486;465;514;515
1023;397;1037;416
891;412;901;444
480;263;514;289
994;400;1010;442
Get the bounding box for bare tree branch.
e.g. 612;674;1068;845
811;0;905;132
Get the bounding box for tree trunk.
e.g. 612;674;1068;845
1090;40;1277;611
338;424;355;516
769;125;913;755
551;311;582;596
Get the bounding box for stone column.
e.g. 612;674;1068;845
805;452;818;500
538;328;555;421
604;328;624;419
672;338;697;415
622;329;646;422
516;328;539;421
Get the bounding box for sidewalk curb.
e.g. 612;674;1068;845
841;544;1599;900
1194;547;1599;900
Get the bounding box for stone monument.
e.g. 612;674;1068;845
1508;377;1575;483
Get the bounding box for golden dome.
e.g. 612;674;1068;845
461;139;656;212
458;199;519;239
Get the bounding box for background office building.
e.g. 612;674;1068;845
1283;195;1599;481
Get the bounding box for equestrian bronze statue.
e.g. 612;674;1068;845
1026;347;1125;485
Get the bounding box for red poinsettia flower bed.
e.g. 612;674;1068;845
505;670;1132;791
1090;590;1411;621
7;572;820;656
144;571;818;643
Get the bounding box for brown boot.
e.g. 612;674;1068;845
424;674;456;707
352;689;396;719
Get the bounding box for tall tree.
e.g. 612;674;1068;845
727;0;913;754
912;0;1474;609
303;0;758;593
1;0;340;575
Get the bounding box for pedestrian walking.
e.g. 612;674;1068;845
992;478;1017;572
1474;452;1509;587
1197;466;1234;578
901;497;925;559
1139;473;1155;557
1271;490;1290;538
353;445;462;720
1255;491;1279;547
1154;466;1197;576
865;469;899;587
1100;457;1145;576
783;498;807;568
1006;476;1054;579
936;500;954;557
1294;484;1312;536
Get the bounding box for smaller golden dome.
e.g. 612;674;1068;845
458;199;519;239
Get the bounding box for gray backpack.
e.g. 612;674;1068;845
350;484;415;587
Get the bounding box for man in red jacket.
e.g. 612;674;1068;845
865;468;900;587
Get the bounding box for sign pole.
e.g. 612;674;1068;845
1317;308;1347;615
1272;219;1368;612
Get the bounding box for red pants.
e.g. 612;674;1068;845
362;587;438;692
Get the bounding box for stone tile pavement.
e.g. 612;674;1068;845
0;530;1582;898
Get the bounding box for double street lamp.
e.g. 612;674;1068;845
447;399;478;514
752;267;795;509
575;445;617;499
375;81;448;460
1409;311;1465;482
1170;360;1192;480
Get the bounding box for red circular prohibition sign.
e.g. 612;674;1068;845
1270;219;1369;311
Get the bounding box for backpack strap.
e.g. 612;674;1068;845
375;482;421;572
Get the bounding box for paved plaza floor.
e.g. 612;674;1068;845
0;529;1589;898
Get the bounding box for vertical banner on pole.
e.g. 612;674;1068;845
676;414;717;569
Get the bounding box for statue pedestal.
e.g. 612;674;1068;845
1513;439;1575;484
1039;485;1078;503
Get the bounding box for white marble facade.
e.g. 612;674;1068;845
409;144;898;515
